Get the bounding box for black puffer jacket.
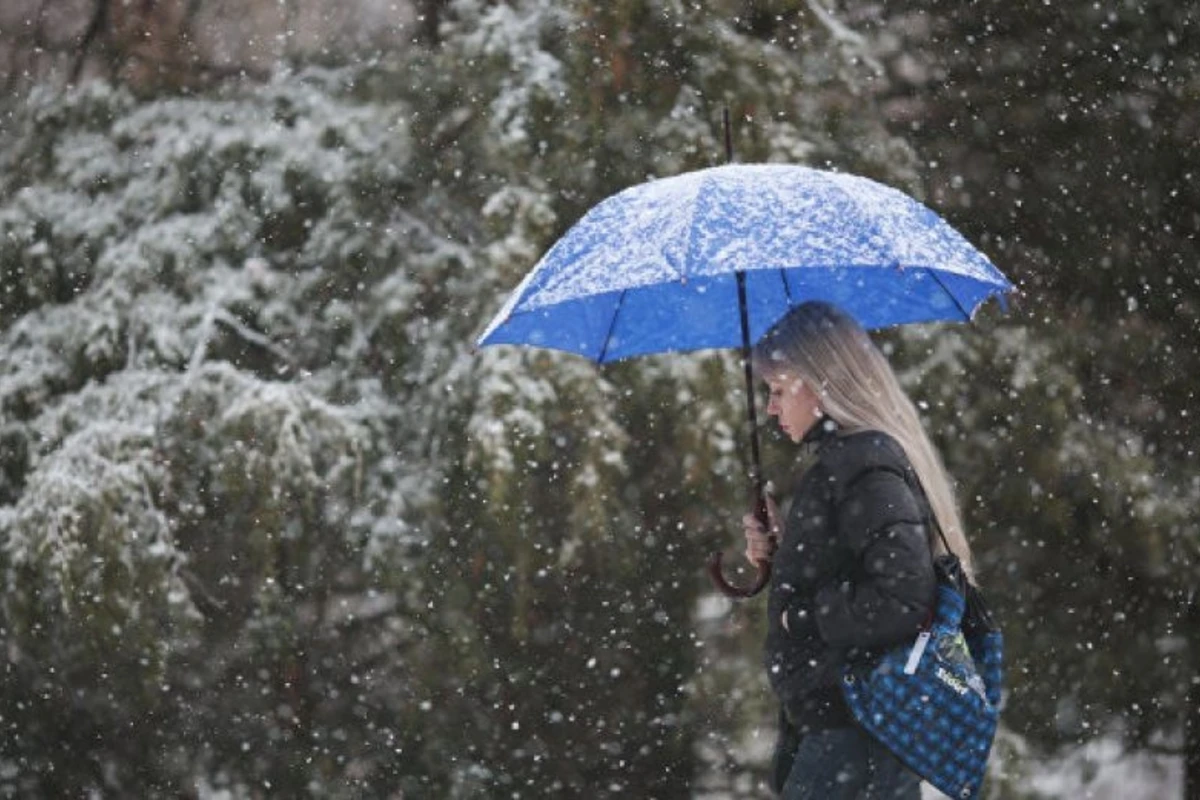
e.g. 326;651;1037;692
765;421;936;733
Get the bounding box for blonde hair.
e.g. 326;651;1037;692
752;301;974;579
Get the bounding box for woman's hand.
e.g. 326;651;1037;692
742;493;781;565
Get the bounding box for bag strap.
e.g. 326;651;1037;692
894;464;956;563
909;469;1000;632
927;504;956;563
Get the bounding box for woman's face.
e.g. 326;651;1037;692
764;373;823;443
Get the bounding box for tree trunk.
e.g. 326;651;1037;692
71;0;110;82
417;0;448;45
1188;599;1200;800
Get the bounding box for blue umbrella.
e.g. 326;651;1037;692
477;163;1013;595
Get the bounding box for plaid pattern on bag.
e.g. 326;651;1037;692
841;557;1003;800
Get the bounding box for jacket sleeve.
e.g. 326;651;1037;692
813;466;935;650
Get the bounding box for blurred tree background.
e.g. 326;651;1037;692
863;2;1199;794
0;0;1196;798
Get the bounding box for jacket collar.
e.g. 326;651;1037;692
800;416;840;448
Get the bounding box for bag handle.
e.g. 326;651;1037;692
927;508;956;564
892;463;954;562
903;467;974;590
909;469;1000;632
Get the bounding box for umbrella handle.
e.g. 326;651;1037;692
708;495;775;598
707;551;772;598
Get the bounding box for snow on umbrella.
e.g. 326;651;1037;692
477;163;1014;596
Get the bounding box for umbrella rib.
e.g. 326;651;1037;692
779;266;795;307
925;267;974;321
596;289;627;363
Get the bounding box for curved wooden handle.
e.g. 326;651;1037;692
707;551;772;598
709;490;775;598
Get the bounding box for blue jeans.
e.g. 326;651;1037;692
778;726;921;800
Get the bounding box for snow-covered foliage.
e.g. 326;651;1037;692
0;67;446;795
6;0;1187;796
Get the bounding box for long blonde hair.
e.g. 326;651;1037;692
752;301;974;579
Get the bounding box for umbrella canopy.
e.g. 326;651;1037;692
478;163;1012;361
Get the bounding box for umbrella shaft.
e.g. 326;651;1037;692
736;270;766;515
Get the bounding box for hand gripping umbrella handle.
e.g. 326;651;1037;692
708;494;775;598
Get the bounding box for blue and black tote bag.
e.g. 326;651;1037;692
841;553;1003;800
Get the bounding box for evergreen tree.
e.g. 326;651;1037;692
401;1;920;794
0;1;919;795
863;0;1200;790
0;73;440;796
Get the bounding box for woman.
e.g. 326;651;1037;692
742;301;975;799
